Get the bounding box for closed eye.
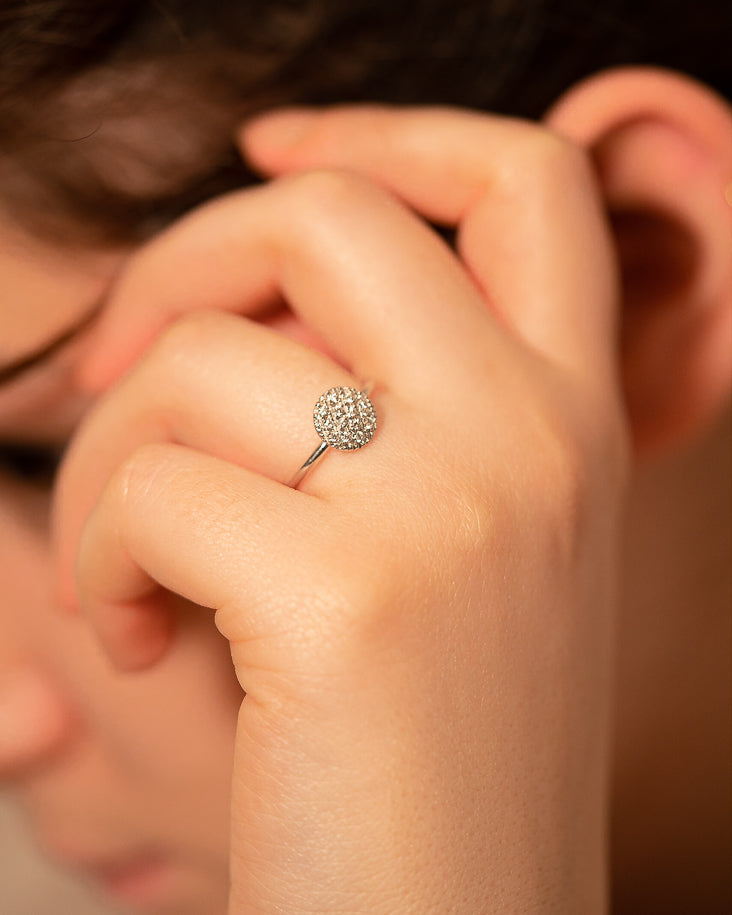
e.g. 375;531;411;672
0;442;65;488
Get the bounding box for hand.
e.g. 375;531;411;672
55;108;629;913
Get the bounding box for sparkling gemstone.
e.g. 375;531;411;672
313;386;377;450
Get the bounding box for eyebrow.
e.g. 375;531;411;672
0;302;103;387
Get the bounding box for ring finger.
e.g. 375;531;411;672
55;309;384;607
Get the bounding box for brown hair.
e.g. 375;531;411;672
1;0;728;247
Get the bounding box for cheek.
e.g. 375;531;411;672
0;479;241;778
0;487;79;775
0;479;240;864
71;602;242;846
107;603;242;785
0;481;54;647
121;610;239;859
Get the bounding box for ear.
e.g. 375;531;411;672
544;67;732;458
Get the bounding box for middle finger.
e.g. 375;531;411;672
80;170;511;397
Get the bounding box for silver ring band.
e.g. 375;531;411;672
289;384;377;489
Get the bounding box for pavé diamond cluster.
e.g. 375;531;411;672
313;386;377;451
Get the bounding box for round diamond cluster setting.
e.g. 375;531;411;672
313;386;377;451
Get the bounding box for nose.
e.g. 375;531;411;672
0;665;74;777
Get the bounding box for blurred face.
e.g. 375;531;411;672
0;216;240;913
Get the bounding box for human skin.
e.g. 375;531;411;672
0;227;239;913
0;497;237;914
53;113;628;912
0;68;728;911
234;77;732;912
234;82;731;910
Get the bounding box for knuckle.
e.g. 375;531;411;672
535;129;589;172
540;406;587;495
498;126;593;195
113;443;227;535
324;476;493;632
284;166;381;219
528;405;594;565
115;442;175;505
302;524;406;646
145;310;225;379
547;431;588;524
583;392;632;504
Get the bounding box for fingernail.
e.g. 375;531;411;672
243;108;319;152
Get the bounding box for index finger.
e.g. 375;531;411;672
79;170;506;398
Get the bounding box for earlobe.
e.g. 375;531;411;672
544;67;732;458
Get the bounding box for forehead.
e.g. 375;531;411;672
0;214;128;359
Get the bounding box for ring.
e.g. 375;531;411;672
289;385;378;489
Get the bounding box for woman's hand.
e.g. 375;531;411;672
55;109;629;913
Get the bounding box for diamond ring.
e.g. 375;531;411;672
289;385;377;489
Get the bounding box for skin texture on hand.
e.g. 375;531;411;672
54;109;631;912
